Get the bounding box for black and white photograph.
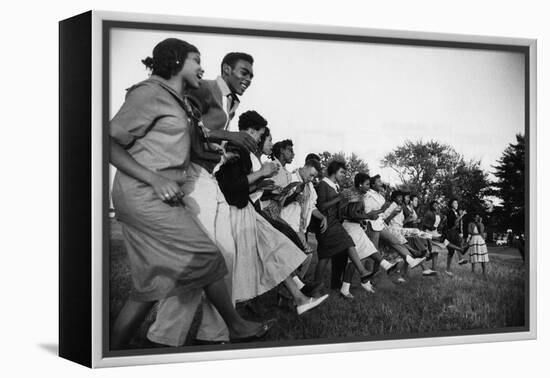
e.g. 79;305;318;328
103;16;532;360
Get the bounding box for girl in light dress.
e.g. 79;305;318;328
215;110;328;315
467;214;489;278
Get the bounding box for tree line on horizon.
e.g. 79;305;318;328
316;134;525;235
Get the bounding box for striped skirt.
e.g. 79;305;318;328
468;235;489;263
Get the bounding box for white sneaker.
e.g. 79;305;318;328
445;270;454;277
361;280;376;293
408;256;426;269
422;269;437;276
296;294;329;315
396;277;407;283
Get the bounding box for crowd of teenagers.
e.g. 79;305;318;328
109;38;490;349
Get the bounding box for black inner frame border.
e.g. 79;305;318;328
101;19;531;359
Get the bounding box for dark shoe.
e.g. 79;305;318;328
193;339;228;346
301;281;324;298
229;319;276;343
360;272;375;283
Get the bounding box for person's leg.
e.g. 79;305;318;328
147;289;203;346
368;228;380;249
447;232;468;264
282;276;329;314
401;261;409;278
481;262;487;278
180;170;238;343
431;253;439;271
368;251;396;274
347;246;370;277
314;257;331;284
518;241;525;262
283;277;309;305
330;252;347;290
340;262;355;298
202;278;265;339
111;299;156;349
195;191;236;342
471;262;475;273
297;252;313;282
446;246;455;273
405;243;421;256
379;229;425;269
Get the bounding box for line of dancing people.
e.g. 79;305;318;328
109;38;490;349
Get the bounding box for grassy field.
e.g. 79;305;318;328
109;218;526;348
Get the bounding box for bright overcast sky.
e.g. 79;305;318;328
110;28;525;186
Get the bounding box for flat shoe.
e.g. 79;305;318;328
422;269;437;276
408;257;426;269
297;294;329;315
339;291;354;300
229;319;276;343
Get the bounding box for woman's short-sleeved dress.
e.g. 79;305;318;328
314;180;355;259
110;77;227;302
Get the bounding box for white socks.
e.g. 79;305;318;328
340;282;351;295
292;276;305;290
380;259;393;270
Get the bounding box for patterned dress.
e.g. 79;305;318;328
468;224;489;263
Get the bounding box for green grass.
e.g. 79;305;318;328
109;218;526;347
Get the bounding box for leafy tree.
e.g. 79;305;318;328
317;151;369;189
491;134;525;233
381;140;490;215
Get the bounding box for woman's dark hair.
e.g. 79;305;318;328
221;52;254;73
369;174;381;187
238;110;267;131
390;190;403;202
258;126;271;152
142;38;199;80
448;198;459;207
410;194;419;206
270;139;293;160
354;172;370;188
305;153;321;163
429;200;439;211
304;158;322;173
327;160;347;176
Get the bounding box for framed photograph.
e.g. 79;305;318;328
59;10;537;368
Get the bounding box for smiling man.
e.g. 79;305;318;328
189;52;255;145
